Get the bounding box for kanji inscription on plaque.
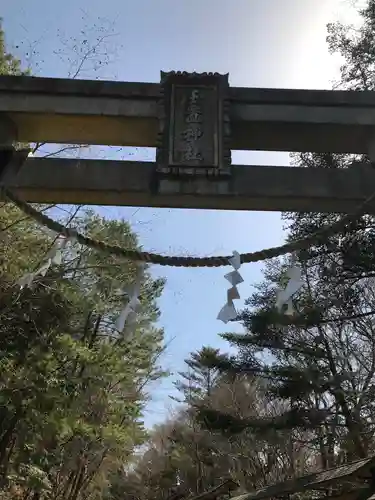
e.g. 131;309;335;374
156;71;231;177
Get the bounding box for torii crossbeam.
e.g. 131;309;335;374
2;70;375;213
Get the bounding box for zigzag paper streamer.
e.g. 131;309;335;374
115;264;145;333
217;251;243;323
275;263;303;315
18;235;70;289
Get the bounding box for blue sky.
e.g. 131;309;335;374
3;0;357;425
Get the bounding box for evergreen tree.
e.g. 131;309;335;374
0;21;166;499
1;201;167;499
173;347;221;404
112;350;310;500
197;0;375;468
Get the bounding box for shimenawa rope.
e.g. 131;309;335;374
3;186;375;268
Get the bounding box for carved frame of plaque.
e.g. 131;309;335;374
156;71;231;177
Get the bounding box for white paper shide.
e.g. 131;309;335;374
217;251;244;323
275;263;303;316
115;264;145;333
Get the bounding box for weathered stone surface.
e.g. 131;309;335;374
4;157;375;213
1;74;375;152
0;115;17;147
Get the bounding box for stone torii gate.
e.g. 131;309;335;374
2;70;375;214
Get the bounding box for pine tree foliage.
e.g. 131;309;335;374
1;203;166;499
111;349;313;498
172;347;221;403
195;0;375;468
0;24;166;499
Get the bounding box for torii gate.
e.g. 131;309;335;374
1;70;375;214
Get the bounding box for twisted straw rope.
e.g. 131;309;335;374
4;186;375;268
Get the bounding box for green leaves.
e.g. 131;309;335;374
0;17;167;500
0;19;28;76
0;204;166;498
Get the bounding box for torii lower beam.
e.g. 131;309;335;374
4;157;375;213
